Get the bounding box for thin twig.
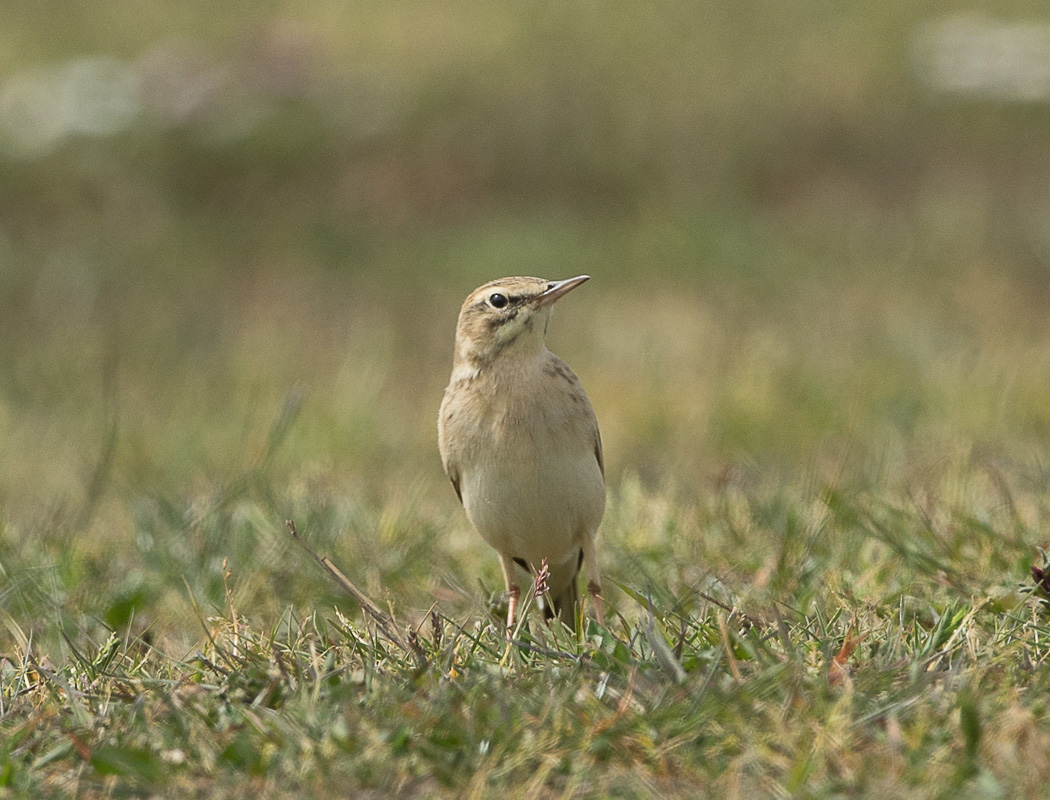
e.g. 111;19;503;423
286;519;408;650
697;590;759;629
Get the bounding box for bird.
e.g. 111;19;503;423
438;275;606;631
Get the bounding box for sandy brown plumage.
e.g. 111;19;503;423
438;276;605;629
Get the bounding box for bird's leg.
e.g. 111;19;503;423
507;587;520;631
496;554;523;668
498;553;521;633
580;535;605;627
587;582;604;627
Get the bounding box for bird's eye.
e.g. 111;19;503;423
488;293;508;309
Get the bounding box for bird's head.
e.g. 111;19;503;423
452;275;590;369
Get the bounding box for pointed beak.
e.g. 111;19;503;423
532;275;590;309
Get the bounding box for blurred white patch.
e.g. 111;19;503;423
137;38;274;145
160;749;186;765
0;69;69;158
0;28;397;160
913;15;1050;101
0;42;281;159
0;56;141;158
63;57;142;135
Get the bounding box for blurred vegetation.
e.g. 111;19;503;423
4;1;1050;796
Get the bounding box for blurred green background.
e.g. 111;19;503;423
3;1;1050;650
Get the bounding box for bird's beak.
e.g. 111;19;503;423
532;275;590;309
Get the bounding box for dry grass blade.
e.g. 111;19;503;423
286;519;408;650
828;625;864;688
643;589;686;684
717;611;742;683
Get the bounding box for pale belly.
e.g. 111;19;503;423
461;447;605;570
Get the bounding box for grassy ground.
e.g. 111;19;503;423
5;2;1050;797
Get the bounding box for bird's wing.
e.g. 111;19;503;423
548;352;605;479
447;463;463;504
594;425;605;479
438;389;464;505
440;438;463;504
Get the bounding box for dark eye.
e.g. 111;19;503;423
488;293;508;309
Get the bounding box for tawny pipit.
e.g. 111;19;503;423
438;275;605;630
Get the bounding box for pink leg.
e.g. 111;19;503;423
499;553;521;632
581;534;604;626
507;586;520;630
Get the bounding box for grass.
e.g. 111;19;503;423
5;1;1050;797
6;313;1050;799
4;459;1050;798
